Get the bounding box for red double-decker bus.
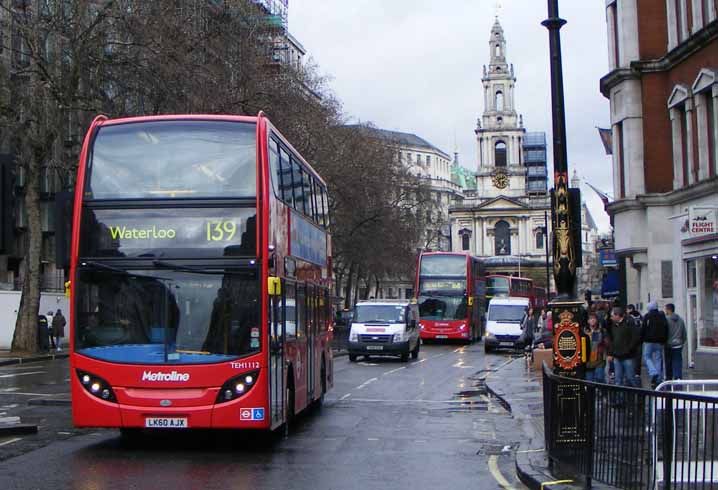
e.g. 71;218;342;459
66;114;332;434
486;275;534;303
415;252;486;342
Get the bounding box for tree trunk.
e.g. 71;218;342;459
11;163;43;353
344;262;356;310
375;275;381;299
352;266;361;306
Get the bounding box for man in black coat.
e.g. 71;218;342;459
642;301;669;388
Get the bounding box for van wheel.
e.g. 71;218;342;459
400;352;409;362
411;340;420;359
349;354;357;362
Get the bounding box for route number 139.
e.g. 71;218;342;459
206;221;238;242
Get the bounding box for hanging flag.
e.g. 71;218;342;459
585;181;612;210
597;127;613;155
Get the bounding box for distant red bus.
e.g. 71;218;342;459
415;252;486;342
68;114;332;434
486;275;535;305
533;287;548;310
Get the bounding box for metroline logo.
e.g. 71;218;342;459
141;371;190;382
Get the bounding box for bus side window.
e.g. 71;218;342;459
301;169;312;217
291;158;304;214
269;139;281;197
279;147;292;206
297;284;306;338
311;179;319;224
321;187;329;228
285;283;296;339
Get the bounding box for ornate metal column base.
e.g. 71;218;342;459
550;299;585;378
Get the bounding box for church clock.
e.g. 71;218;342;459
492;172;509;189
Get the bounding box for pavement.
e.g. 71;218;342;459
485;357;613;490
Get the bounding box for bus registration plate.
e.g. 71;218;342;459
435;335;448;339
145;417;188;429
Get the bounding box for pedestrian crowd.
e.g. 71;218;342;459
579;301;687;389
521;299;688;390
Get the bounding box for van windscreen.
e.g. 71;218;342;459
488;305;526;323
354;305;405;323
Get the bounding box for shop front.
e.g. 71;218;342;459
679;206;718;372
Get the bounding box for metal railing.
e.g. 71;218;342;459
543;365;718;490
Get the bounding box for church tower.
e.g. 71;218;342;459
475;18;526;199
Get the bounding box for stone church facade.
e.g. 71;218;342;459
449;18;552;289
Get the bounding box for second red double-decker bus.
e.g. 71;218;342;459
486;274;534;303
415;252;486;342
67;113;332;435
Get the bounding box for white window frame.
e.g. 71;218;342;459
668;85;692;189
692;69;718;180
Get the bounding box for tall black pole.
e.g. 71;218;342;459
544;210;550;296
542;0;576;299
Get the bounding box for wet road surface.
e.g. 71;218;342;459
0;344;527;490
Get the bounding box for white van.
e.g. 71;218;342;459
484;297;530;353
348;300;420;362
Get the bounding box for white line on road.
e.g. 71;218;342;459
0;392;55;396
417;359;427;363
0;438;21;447
383;367;406;376
340;393;351;400
0;371;46;378
488;455;516;490
453;347;466;353
355;378;378;390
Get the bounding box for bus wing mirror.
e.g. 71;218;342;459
267;276;282;296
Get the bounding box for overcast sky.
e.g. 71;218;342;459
290;1;612;231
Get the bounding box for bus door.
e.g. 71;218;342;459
269;282;285;427
306;284;316;400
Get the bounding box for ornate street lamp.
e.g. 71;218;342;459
542;0;586;377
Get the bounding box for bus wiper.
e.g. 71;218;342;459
80;261;132;275
152;260;225;275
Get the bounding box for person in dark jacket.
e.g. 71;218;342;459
51;309;66;352
607;307;641;388
37;314;50;352
663;303;687;380
642;301;668;388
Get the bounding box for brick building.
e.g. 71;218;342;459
601;0;717;370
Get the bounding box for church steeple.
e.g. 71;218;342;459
489;18;507;65
481;17;519;128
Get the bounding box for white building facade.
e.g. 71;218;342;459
601;0;717;371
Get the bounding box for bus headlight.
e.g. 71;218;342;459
458;323;466;331
76;370;117;403
216;370;260;404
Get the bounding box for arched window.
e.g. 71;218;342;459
495;91;504;111
536;231;544;249
494;221;511;255
494;141;507;167
462;234;470;251
495;44;501;57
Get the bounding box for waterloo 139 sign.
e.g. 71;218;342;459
688;207;717;238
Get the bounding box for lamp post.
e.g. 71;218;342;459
542;0;586;378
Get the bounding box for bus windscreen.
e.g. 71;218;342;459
419;255;466;277
74;268;260;364
418;295;467;321
86;120;256;199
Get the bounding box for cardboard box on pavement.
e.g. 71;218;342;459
532;348;553;371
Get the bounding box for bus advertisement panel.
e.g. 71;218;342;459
415;252;486;342
67;114;332;434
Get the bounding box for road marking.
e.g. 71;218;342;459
0;371;46;378
383;367;406;376
367;438;379;441
0;405;18;409
518;448;545;453
488;455;516;490
355;378;378;390
0;438;21;447
540;480;573;489
453;347;466;353
0;392;55;396
340;397;484;404
340;393;351;400
417;359;427;363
